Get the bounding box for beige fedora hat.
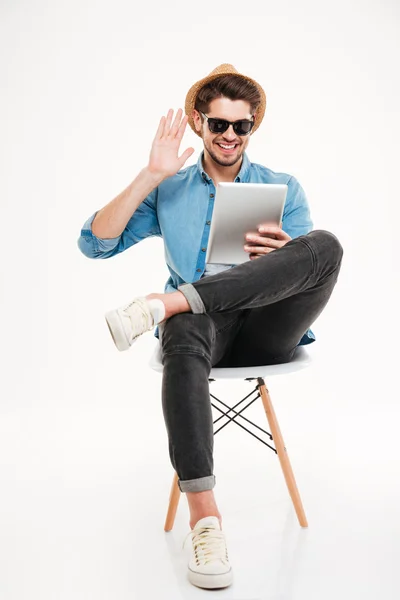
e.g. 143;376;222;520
185;63;266;137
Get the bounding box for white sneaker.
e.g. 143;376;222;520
104;296;155;351
183;516;233;589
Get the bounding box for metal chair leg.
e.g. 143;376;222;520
258;378;308;527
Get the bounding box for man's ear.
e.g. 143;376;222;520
247;112;256;136
192;109;202;133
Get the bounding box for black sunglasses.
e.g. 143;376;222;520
200;111;254;136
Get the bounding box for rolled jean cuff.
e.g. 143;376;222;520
178;475;216;493
177;283;205;314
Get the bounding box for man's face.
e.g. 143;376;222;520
193;97;254;168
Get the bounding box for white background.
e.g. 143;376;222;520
1;1;399;598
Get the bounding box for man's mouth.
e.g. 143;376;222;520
216;142;239;154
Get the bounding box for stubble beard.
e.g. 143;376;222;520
205;140;243;168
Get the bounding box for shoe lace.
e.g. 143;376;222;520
182;526;229;566
123;297;153;338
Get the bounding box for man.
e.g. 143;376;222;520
77;64;343;590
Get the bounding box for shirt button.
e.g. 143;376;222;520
201;248;206;252
209;193;214;198
206;220;211;225
196;268;202;272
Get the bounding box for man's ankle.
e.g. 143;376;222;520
190;514;223;530
145;291;190;320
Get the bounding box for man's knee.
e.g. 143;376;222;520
161;313;215;360
306;229;343;269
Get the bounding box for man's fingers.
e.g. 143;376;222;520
258;225;281;234
245;246;275;254
245;234;281;248
258;224;291;241
176;114;189;140
249;252;273;260
158;109;188;140
163;109;173;137
155;116;165;140
178;146;195;166
169;109;183;137
244;246;276;254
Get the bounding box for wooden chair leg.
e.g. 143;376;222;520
258;381;308;527
164;471;181;532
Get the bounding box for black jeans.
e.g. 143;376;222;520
158;230;343;493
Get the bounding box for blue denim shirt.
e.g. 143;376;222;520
77;151;315;346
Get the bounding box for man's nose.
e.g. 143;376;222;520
222;124;237;140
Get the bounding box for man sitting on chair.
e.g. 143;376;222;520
77;63;343;590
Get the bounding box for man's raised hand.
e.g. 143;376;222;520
147;109;195;181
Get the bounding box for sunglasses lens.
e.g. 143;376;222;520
208;119;229;134
234;120;254;135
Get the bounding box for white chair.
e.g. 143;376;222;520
149;342;312;532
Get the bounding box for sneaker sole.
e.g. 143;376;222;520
104;310;131;352
188;567;233;589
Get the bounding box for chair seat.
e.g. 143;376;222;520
149;341;312;380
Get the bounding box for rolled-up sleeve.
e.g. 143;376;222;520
77;188;161;259
282;176;313;239
77;211;122;258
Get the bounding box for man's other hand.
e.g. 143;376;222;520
244;222;292;260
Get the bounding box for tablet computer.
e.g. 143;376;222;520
205;182;288;265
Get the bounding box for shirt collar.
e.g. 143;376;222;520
197;150;251;184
